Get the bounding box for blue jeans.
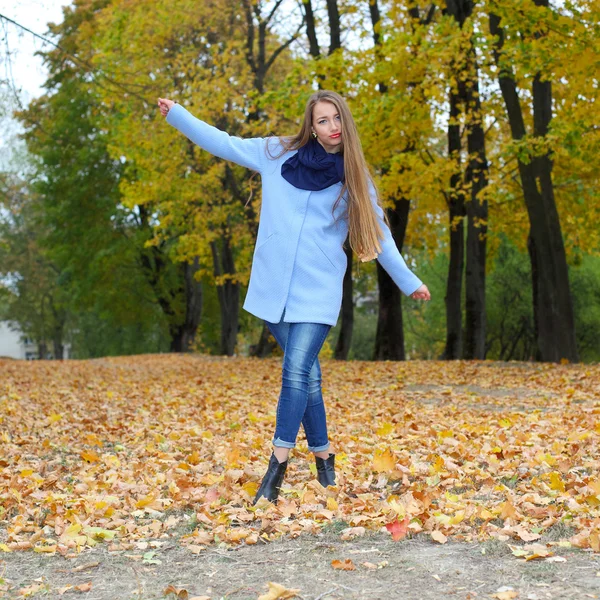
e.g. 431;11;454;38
265;308;332;453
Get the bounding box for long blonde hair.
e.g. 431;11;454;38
268;90;388;262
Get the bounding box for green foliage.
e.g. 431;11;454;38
402;247;448;360
485;235;536;361
570;255;600;363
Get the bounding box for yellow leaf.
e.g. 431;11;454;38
81;450;100;463
449;510;465;525
135;493;157;509
432;455;445;473
327;496;338;511
376;422;394;436
34;544;57;554
257;582;301;600
242;481;258;496
549;472;565;492
479;508;495;520
373;448;395;472
62;523;82;538
500;500;518;520
491;592;518;600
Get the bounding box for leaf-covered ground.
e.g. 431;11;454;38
1;355;599;596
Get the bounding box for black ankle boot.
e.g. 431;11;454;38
315;453;336;487
253;453;288;505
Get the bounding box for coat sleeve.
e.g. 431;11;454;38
166;103;266;172
370;183;423;297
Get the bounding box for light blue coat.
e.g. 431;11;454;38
166;104;423;326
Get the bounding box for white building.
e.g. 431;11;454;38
0;321;69;359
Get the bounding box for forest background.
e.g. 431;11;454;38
0;0;599;364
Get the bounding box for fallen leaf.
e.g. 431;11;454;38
71;562;100;573
18;583;46;597
57;585;73;595
431;531;447;544
341;526;365;541
164;585;189;599
386;517;409;541
331;558;356;571
257;581;301;600
373;448;396;472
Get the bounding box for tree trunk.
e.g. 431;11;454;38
334;241;353;359
463;44;489;359
210;235;239;356
181;257;203;351
443;65;466;360
490;9;578;363
445;0;489;360
370;3;436;360
52;339;64;360
250;323;278;357
370;0;405;361
373;201;410;360
302;0;320;58
325;0;341;54
49;303;67;360
317;0;354;359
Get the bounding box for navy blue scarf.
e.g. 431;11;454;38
281;137;344;191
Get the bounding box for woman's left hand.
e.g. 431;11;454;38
410;284;431;301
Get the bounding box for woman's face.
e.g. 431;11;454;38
311;101;342;154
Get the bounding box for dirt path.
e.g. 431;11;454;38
2;533;599;599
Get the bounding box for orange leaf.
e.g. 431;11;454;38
164;585;189;599
80;450;100;463
331;559;356;571
386;517;409;542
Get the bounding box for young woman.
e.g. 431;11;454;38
158;91;430;505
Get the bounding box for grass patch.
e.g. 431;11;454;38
320;519;351;535
541;520;577;542
480;538;511;557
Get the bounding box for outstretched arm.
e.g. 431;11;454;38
369;184;430;300
158;97;266;172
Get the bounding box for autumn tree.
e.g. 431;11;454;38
88;0;302;355
0;176;67;358
488;0;584;362
442;0;490;360
17;0;189;354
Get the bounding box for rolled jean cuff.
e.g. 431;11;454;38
307;441;330;453
273;437;296;449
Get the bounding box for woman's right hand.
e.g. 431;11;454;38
158;97;175;117
410;284;431;301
